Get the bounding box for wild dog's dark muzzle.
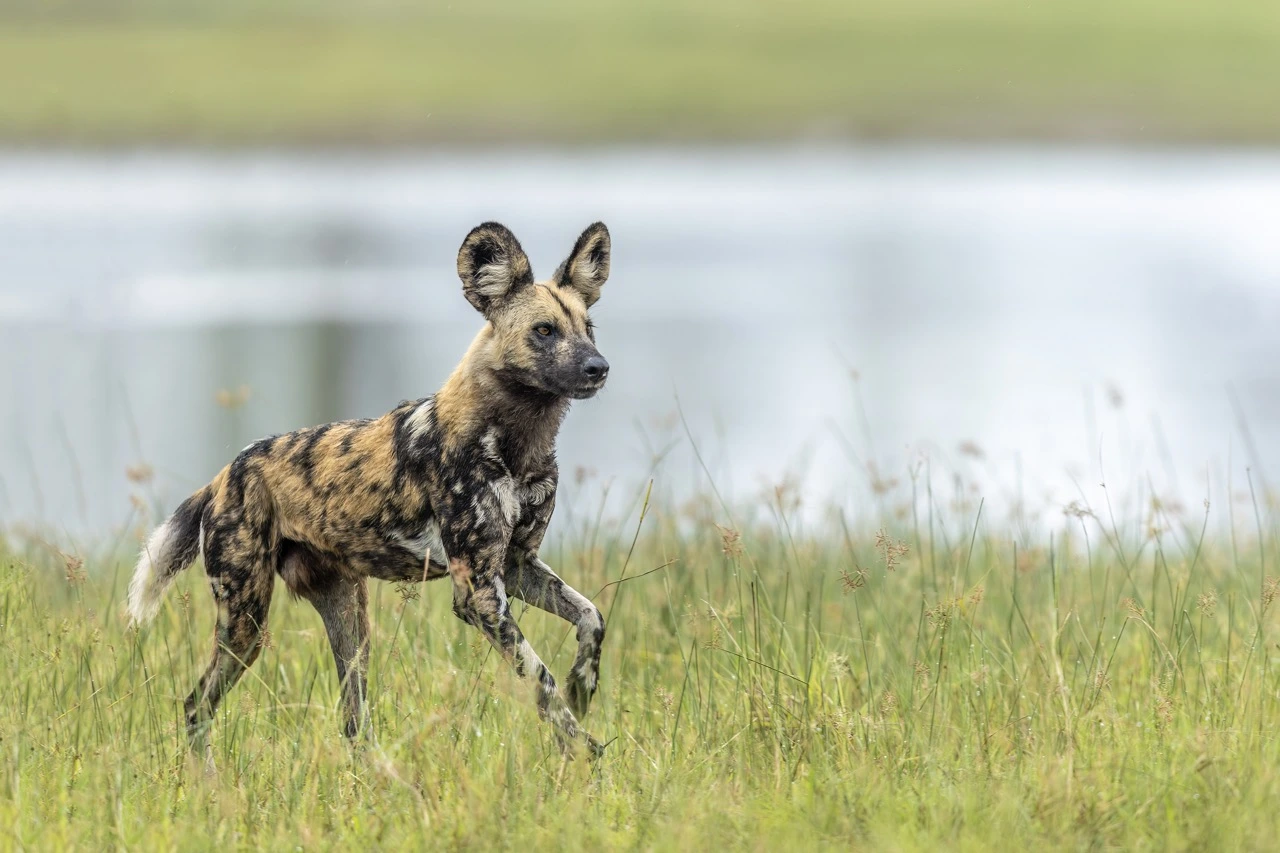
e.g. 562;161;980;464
565;351;608;398
582;355;609;383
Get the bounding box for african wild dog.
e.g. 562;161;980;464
128;222;612;755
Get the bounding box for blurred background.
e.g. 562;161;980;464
3;0;1280;537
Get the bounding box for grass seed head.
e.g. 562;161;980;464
1063;501;1095;520
656;686;675;715
1264;576;1280;611
914;660;931;688
839;567;868;593
874;529;909;571
927;598;957;629
879;690;898;719
715;524;744;559
63;554;86;587
215;384;253;409
125;463;154;484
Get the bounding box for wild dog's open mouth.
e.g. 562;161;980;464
566;380;606;399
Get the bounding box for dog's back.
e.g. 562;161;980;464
130;221;613;758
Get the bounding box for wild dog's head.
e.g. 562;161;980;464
457;222;611;400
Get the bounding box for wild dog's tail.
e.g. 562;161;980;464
127;483;214;625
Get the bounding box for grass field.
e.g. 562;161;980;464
3;0;1280;145
5;471;1280;850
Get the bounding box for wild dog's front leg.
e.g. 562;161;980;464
508;553;605;719
438;477;597;753
450;558;586;753
449;551;596;752
506;482;606;718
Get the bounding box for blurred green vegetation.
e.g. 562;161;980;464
2;0;1279;144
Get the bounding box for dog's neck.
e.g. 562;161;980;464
433;335;570;472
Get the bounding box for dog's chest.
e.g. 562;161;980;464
484;472;554;529
477;427;556;526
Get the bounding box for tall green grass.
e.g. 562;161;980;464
4;468;1280;849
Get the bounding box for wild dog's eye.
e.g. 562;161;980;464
534;323;554;337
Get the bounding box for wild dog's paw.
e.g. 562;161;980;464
553;727;605;761
565;672;596;719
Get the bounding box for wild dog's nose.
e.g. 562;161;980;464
583;355;609;381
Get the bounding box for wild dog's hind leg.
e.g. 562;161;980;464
509;554;605;719
299;576;370;740
183;526;275;759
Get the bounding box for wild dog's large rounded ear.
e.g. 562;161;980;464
457;222;535;317
553;222;610;307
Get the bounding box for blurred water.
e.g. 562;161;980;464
3;146;1280;537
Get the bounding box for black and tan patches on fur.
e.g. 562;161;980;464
137;222;614;756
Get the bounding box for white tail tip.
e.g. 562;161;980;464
127;520;174;625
